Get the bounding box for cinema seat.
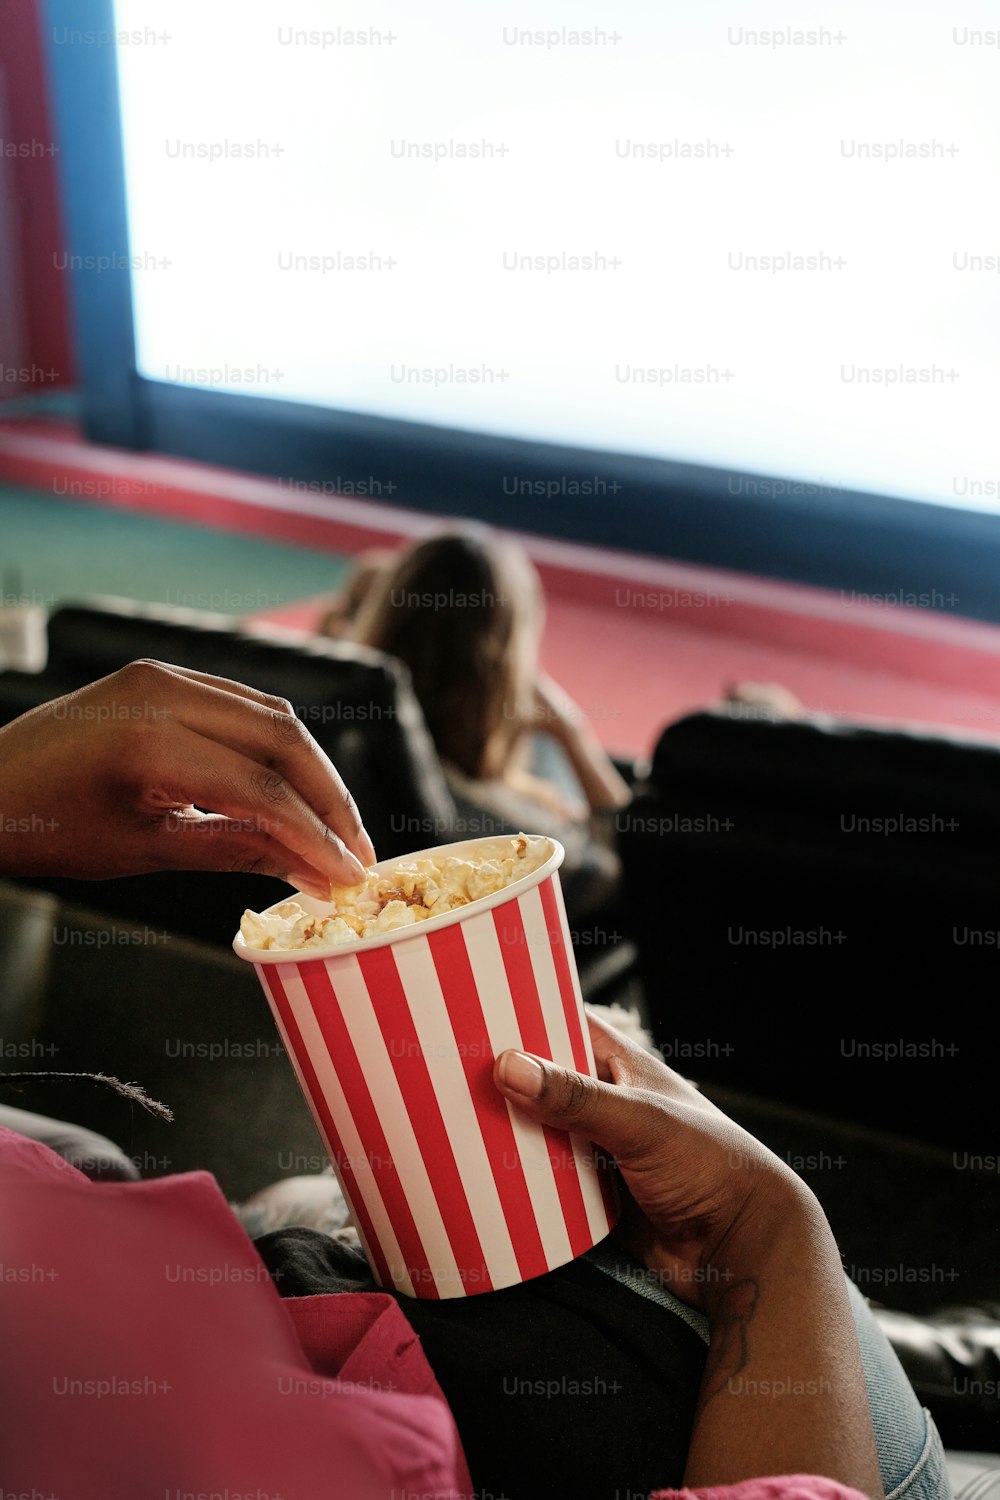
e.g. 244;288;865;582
617;708;1000;1152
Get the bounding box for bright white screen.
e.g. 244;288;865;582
114;0;1000;510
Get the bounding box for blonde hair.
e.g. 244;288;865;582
352;526;543;779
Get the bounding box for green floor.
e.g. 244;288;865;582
0;485;349;615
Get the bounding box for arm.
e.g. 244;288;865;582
683;1186;880;1491
0;659;375;894
530;673;632;812
494;1016;883;1498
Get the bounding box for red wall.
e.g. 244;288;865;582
0;0;75;393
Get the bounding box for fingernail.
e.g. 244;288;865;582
342;850;367;883
499;1050;545;1099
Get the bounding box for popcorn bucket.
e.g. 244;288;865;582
233;835;618;1299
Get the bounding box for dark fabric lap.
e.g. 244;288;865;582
254;1227;706;1500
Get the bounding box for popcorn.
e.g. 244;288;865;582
239;835;550;952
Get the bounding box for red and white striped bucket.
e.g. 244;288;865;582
233;835;618;1298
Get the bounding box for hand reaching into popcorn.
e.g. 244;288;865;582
0;660;375;893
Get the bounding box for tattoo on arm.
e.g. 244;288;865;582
697;1278;760;1410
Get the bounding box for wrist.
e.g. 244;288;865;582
699;1175;828;1320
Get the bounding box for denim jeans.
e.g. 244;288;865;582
846;1278;952;1500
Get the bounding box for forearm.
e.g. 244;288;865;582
550;719;631;812
684;1187;883;1498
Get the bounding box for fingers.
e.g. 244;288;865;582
586;1008;667;1088
585;1009;721;1114
129;720;368;886
150;813;335;899
494;1007;722;1165
493;1050;664;1166
167;677;374;867
113;661;376;869
131;661;300;717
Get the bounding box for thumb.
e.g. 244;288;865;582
494;1049;646;1162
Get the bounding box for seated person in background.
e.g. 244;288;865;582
314;548;396;640
340;525;632;922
